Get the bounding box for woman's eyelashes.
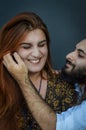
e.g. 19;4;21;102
20;43;31;49
38;42;47;47
20;42;47;49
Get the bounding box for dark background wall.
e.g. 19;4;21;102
0;0;86;69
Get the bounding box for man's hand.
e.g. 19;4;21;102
3;52;28;83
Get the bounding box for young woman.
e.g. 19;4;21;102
0;12;77;130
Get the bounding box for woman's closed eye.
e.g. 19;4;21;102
21;43;31;49
38;42;47;47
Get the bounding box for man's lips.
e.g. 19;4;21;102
65;59;74;67
66;63;72;68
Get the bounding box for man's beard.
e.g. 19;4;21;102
61;66;86;84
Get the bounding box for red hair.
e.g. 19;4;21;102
0;12;53;129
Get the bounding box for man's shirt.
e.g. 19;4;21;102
56;101;86;130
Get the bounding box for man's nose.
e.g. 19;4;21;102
66;51;76;61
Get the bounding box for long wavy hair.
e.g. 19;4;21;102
0;12;52;129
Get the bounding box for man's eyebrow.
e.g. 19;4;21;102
77;49;86;55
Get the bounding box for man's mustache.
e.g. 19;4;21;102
66;59;75;67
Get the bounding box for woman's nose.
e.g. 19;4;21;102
32;47;41;57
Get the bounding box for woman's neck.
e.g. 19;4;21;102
29;70;47;81
29;72;42;82
29;71;48;99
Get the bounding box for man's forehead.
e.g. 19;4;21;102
76;40;86;49
75;40;86;55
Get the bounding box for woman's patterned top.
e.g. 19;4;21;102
17;72;78;130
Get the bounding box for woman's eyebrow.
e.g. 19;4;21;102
20;42;31;45
38;40;47;44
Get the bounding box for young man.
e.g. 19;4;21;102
3;39;86;130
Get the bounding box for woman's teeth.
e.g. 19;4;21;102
29;59;40;63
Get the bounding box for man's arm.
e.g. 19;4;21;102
19;78;56;130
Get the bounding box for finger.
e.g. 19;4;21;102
3;53;18;70
13;52;25;65
2;60;7;67
3;53;16;64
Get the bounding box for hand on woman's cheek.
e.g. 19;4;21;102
3;52;28;83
